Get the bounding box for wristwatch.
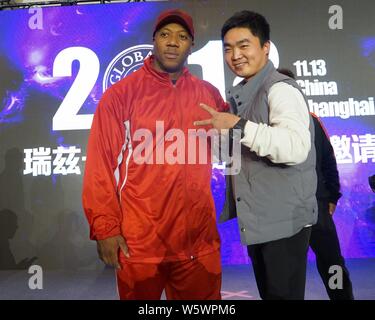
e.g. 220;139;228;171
231;117;247;139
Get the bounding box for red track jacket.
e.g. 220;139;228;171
82;56;228;263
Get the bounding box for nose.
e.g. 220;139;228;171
167;33;179;47
232;47;242;61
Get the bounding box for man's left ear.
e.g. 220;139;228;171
189;42;194;54
264;41;271;55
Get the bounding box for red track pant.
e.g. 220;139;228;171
116;250;222;300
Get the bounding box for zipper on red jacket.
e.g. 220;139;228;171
174;81;194;261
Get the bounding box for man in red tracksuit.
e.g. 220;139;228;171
82;9;227;300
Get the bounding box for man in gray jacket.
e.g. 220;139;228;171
194;10;317;299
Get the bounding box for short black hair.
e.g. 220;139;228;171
221;10;270;46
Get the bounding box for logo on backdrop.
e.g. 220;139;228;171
103;44;153;92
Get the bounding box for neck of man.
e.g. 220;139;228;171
152;59;184;82
168;69;183;81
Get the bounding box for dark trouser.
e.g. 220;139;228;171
309;199;354;300
247;227;311;300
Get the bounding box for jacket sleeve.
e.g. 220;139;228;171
317;118;342;204
240;82;311;165
82;89;126;241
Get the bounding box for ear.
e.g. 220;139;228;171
189;41;194;55
264;41;271;55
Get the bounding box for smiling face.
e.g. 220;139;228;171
152;22;193;80
223;27;270;81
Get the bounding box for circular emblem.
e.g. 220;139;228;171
103;44;153;92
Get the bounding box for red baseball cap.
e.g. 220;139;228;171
153;9;194;40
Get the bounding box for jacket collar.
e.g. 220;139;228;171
228;60;275;100
143;55;190;85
